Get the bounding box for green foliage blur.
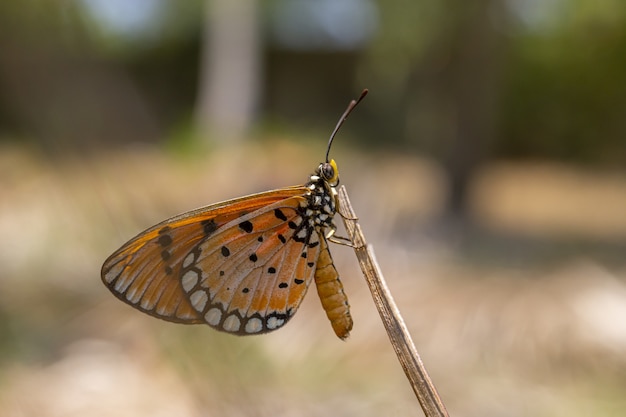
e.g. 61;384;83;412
500;1;626;165
0;0;624;165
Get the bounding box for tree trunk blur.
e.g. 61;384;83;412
446;0;504;222
410;0;506;225
195;0;262;143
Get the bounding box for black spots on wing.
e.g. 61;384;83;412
268;267;276;274
288;221;298;229
221;246;230;257
201;219;218;236
274;208;288;221
301;252;307;259
157;234;172;247
258;236;264;242
239;220;253;233
278;282;288;289
308;241;320;248
249;253;258;262
294;278;304;285
307;262;314;268
155;232;173;265
157;230;174;273
219;270;225;276
278;234;286;244
267;310;291;322
242;288;250;293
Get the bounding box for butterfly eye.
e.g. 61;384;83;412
321;163;334;180
320;160;339;186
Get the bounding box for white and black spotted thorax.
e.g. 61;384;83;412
299;159;340;232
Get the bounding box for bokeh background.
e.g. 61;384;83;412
1;1;626;416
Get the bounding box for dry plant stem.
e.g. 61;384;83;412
337;185;449;417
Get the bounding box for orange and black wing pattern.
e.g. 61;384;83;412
102;187;307;323
102;184;351;337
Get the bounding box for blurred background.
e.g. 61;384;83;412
1;0;626;416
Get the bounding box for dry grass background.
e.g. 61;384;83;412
1;140;625;416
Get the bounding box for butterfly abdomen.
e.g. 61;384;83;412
313;237;353;340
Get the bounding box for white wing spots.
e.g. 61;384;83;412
113;274;133;293
156;300;172;316
103;261;124;284
245;317;263;334
205;307;222;326
176;309;198;320
222;314;241;332
181;269;200;292
125;285;139;303
139;296;153;310
190;290;208;312
182;251;196;268
266;315;285;330
126;276;154;304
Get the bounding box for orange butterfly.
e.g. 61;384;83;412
101;90;368;340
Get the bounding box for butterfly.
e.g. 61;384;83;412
101;90;368;340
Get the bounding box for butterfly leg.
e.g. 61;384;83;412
325;224;355;247
330;187;358;221
337;211;358;221
328;235;355;247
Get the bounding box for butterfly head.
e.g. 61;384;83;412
318;159;339;187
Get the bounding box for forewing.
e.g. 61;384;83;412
101;187;308;324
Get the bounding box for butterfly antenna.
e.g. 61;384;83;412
325;89;368;162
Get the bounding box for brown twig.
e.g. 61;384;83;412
337;185;449;417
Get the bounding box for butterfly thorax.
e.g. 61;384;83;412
304;178;335;228
303;162;339;230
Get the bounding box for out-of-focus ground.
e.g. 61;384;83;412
1;141;626;417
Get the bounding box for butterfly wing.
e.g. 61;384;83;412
180;198;324;335
101;186;310;326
